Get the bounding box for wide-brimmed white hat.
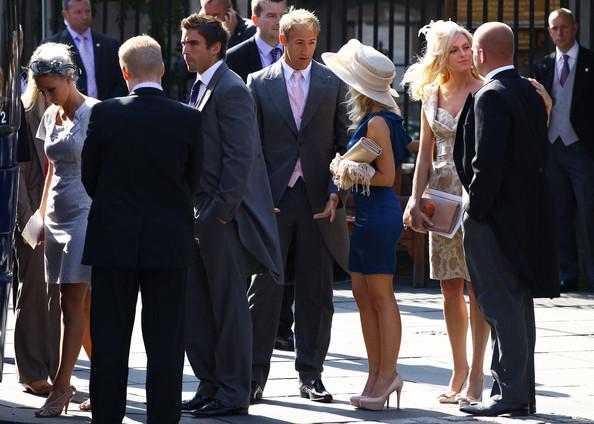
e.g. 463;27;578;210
322;39;399;109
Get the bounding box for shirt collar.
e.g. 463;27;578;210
255;32;282;56
67;25;92;42
556;41;579;62
281;59;312;83
196;59;224;87
131;82;163;92
484;65;515;82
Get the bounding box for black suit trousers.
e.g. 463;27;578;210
90;267;187;424
462;214;535;404
185;218;254;408
249;179;334;386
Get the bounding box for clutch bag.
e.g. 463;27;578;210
421;188;462;235
342;136;383;163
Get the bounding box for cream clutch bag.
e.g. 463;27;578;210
342;137;383;163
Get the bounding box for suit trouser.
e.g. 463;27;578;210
90;267;186;424
462;214;535;405
546;139;594;286
14;237;60;385
250;179;333;386
185;219;252;408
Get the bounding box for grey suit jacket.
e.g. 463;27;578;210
194;62;282;279
17;107;45;232
247;60;350;272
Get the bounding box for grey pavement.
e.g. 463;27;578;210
1;278;593;424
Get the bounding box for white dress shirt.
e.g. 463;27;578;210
131;82;163;92
255;33;283;68
281;60;312;103
555;41;579;78
484;65;515;82
193;59;224;105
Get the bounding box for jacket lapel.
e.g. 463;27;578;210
197;62;228;111
300;61;328;131
248;39;263;73
265;61;298;135
572;45;590;112
541;53;555;93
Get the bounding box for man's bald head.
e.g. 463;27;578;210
472;22;514;76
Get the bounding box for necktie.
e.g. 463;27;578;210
189;80;202;107
287;71;305;187
560;54;570;86
270;47;282;63
287;71;304;129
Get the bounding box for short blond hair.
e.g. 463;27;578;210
279;8;320;39
118;35;163;79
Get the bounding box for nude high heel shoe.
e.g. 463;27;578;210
359;375;404;410
349;394;366;407
35;385;76;418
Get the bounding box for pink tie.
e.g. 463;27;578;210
287;70;305;187
288;71;304;128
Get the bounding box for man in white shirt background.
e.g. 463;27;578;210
533;8;594;293
226;0;286;83
45;0;127;100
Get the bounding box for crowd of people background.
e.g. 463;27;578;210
10;0;594;422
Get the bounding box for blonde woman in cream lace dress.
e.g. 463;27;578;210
402;20;489;407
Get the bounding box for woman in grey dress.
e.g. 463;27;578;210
30;42;98;417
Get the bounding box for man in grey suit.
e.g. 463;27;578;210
180;13;282;418
247;8;349;403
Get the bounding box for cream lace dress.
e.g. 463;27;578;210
422;85;470;281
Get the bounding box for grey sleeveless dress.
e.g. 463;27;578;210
36;97;99;284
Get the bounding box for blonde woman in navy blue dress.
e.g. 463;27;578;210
323;39;410;411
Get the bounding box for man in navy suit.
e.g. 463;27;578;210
226;0;286;83
45;0;127;99
81;35;201;424
533;8;594;292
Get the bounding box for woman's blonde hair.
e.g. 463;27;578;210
345;86;399;132
401;20;480;101
21;70;46;121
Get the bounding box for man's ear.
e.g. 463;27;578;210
210;41;222;56
121;66;130;81
279;33;286;46
252;14;259;27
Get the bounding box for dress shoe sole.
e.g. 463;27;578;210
274;343;294;352
461;407;529;417
299;390;333;403
191;407;248;418
181;398;213;411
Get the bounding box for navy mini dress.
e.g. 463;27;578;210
348;110;411;275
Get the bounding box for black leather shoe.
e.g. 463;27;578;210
181;393;213;411
460;400;529;416
299;378;333;403
274;334;295;351
250;381;263;404
560;278;579;293
190;399;248;418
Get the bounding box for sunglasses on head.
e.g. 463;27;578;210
30;60;78;77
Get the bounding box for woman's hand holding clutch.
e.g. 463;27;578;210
403;198;434;233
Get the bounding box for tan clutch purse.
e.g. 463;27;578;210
342;137;383;163
421;189;462;235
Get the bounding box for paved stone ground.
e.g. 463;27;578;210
1;278;593;423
